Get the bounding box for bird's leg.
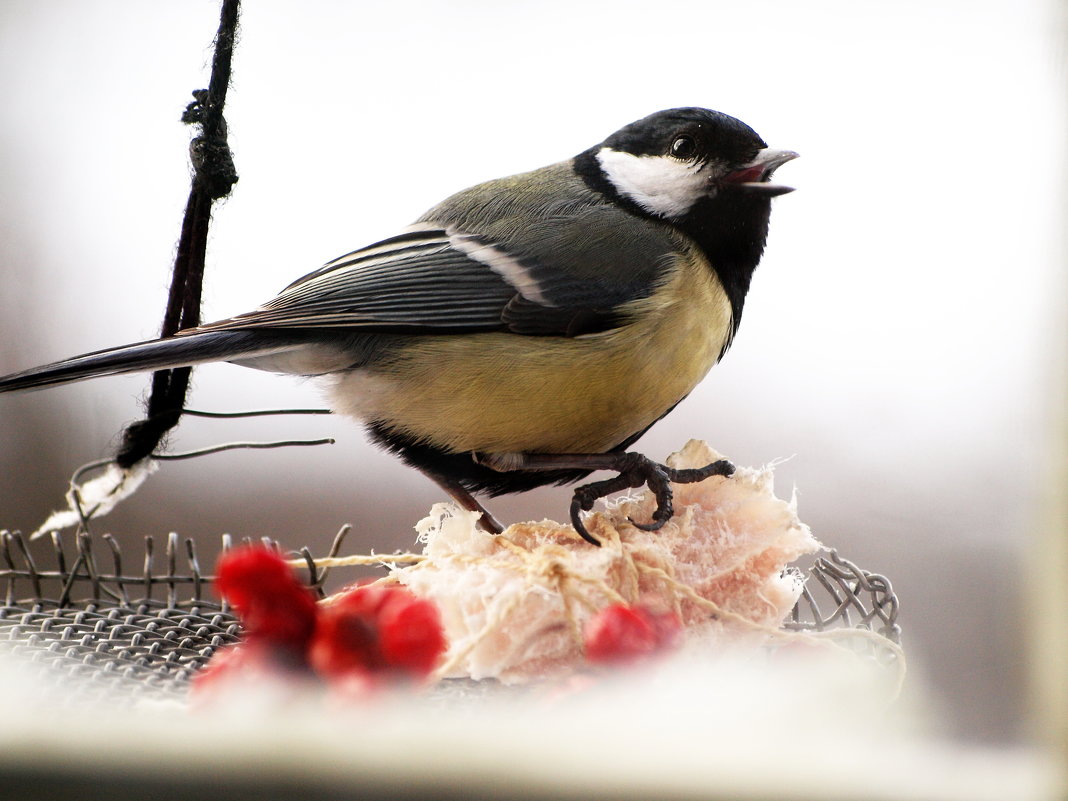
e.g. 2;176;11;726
475;451;734;546
418;466;504;534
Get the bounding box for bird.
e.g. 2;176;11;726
0;107;796;544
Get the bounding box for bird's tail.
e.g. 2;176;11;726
0;330;308;393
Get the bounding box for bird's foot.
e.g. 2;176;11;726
476;450;735;546
568;452;735;545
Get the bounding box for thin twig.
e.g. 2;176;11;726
151;438;334;461
182;407;332;418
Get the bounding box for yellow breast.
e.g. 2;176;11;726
330;247;733;456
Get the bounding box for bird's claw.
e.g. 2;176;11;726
569;454;736;545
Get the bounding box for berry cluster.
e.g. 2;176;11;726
194;545;446;698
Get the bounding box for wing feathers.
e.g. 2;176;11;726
195;196;677;338
198;228;521;333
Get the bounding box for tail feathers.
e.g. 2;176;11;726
0;331;306;393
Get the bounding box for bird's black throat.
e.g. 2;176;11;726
676;190;772;347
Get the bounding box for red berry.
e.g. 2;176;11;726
309;585;446;682
636;606;684;651
378;593;447;675
215;545;318;651
584;605;658;664
309;598;381;678
584;604;683;665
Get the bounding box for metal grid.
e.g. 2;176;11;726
1;531;232;701
0;528;901;701
786;551;901;643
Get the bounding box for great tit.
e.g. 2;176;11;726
0;107;796;544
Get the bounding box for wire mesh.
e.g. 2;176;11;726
0;527;901;701
786;551;901;643
0;527;346;702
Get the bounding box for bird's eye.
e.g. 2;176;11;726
670;135;697;160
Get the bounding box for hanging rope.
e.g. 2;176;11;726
115;0;241;469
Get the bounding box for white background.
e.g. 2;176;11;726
0;0;1063;745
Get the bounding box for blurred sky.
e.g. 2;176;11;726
0;0;1064;746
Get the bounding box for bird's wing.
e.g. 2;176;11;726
197;227;516;334
194;180;680;338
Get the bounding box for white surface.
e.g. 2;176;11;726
0;651;1060;801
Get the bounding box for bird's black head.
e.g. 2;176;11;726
574;107;798;350
574;107;797;222
602;107;766;165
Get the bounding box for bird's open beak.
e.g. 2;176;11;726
722;148;799;196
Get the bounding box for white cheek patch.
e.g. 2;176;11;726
596;147;710;219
